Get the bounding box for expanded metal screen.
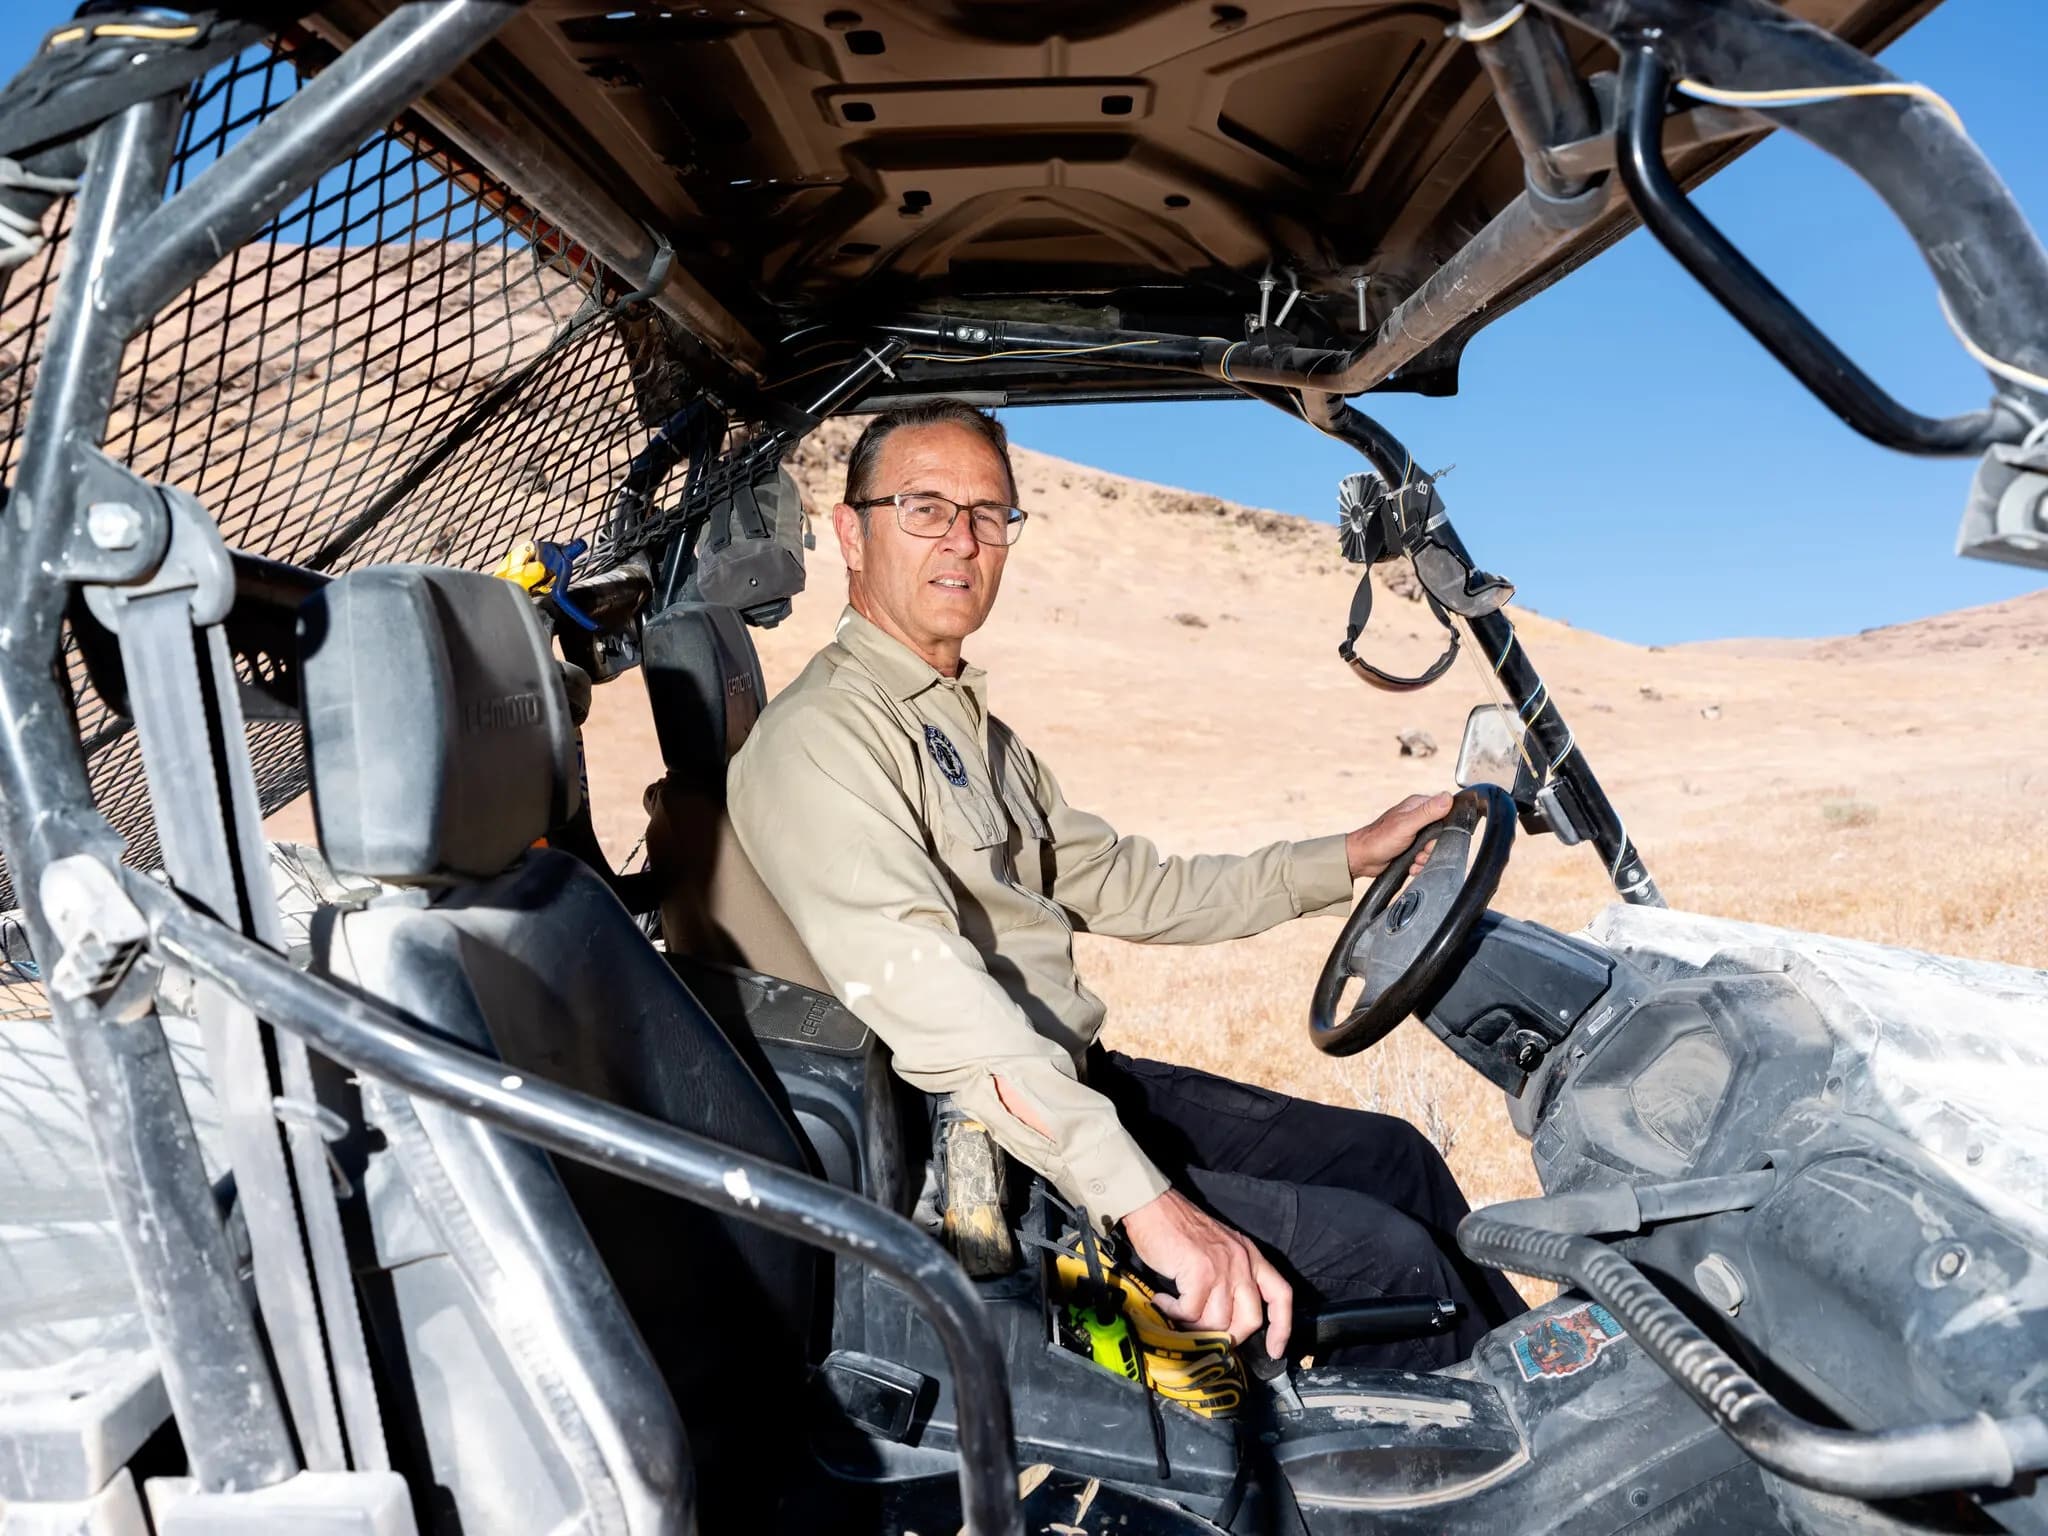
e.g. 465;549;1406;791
0;37;688;942
0;39;700;1011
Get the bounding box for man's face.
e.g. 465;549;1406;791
835;422;1013;661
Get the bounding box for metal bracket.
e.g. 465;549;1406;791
53;448;172;587
83;478;236;631
39;853;156;1015
1957;435;2048;570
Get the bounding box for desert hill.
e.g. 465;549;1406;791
563;417;2048;1210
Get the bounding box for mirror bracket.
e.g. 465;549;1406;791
1456;704;1594;846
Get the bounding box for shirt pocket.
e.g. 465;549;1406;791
999;777;1054;896
939;787;1006;851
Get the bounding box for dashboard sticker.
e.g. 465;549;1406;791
1510;1302;1625;1382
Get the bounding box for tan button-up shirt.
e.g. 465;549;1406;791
728;607;1355;1224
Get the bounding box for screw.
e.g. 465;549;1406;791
1934;1245;1968;1281
1352;274;1369;330
1514;1041;1543;1072
86;501;143;552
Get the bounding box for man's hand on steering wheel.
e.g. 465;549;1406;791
1345;791;1455;881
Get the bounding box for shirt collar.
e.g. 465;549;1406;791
835;605;989;708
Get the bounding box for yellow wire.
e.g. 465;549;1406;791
50;22;201;45
1448;4;1525;44
1674;77;1966;136
1937;291;2048;396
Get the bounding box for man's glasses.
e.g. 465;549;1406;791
852;490;1030;547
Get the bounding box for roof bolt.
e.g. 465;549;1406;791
86;502;143;552
1257;271;1275;328
1934;1245;1968;1282
1353;274;1369;330
1273;273;1301;328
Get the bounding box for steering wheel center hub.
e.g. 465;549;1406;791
1386;888;1425;933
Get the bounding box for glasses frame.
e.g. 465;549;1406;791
850;489;1030;547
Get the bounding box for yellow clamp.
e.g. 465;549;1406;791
492;539;553;593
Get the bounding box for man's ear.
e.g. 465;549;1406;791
832;501;865;572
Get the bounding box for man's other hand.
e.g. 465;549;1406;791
1345;791;1454;881
1121;1189;1292;1359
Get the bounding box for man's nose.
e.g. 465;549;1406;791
938;508;981;556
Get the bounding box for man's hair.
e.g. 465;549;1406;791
843;399;1016;528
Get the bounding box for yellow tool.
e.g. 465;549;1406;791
1051;1252;1247;1418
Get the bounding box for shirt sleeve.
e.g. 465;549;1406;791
1032;753;1356;943
729;689;1170;1225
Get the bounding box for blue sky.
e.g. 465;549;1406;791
4;2;2042;641
1001;0;2048;642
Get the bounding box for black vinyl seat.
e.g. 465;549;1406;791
298;565;818;1532
640;602;925;1221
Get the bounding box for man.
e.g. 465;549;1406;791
729;400;1524;1368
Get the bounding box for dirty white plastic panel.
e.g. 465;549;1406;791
1587;904;2048;1231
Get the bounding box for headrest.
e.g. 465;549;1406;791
641;602;766;796
298;565;581;883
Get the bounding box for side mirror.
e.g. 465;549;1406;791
1454;704;1522;791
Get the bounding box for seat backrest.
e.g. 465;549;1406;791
298;566;817;1531
640;602;830;991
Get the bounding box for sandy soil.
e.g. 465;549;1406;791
498;418;2048;1214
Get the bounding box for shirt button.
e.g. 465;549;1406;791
1089;1180;1105;1195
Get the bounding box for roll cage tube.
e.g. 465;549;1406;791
1297;391;1664;907
1540;0;2048;443
872;0;2048;446
1613;45;2010;455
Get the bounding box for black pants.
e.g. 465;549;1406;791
1089;1049;1528;1370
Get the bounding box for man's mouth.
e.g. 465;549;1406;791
931;574;972;592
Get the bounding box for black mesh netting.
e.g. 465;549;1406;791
0;42;684;1000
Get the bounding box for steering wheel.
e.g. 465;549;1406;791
1310;784;1516;1056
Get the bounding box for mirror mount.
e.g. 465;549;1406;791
1454;704;1593;846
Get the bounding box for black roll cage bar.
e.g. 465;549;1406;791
1;0;2042;1531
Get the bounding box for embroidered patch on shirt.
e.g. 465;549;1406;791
924;724;969;787
1509;1302;1625;1382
